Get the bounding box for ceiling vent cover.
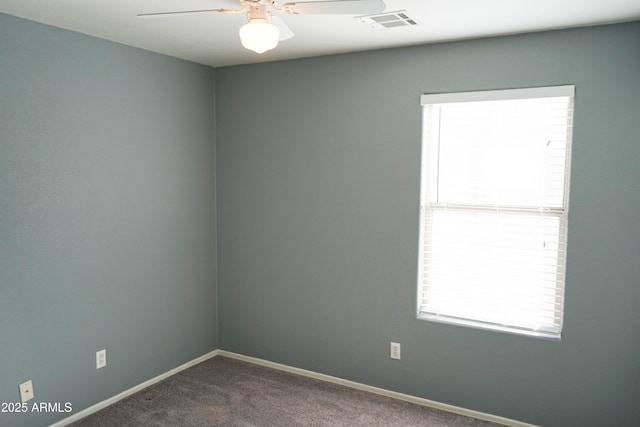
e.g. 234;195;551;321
357;10;418;30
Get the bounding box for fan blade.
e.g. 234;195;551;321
282;0;385;15
272;16;295;41
138;9;230;18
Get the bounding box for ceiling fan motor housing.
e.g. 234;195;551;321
247;3;271;23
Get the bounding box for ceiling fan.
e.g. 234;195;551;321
138;0;386;54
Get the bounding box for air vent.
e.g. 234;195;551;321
357;10;418;30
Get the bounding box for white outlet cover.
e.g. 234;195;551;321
96;349;106;369
390;342;401;360
19;380;34;402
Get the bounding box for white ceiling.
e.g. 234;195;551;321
1;0;639;68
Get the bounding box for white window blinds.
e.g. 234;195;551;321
417;86;574;339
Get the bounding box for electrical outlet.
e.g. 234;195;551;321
19;380;34;403
96;349;106;369
390;342;401;360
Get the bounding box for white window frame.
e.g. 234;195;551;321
417;85;575;340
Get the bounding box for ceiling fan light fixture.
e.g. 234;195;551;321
239;21;280;54
138;0;390;56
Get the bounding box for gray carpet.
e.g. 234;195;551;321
70;356;505;426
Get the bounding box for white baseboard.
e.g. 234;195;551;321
219;350;538;427
51;348;537;427
49;349;220;427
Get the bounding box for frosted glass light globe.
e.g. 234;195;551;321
239;22;280;54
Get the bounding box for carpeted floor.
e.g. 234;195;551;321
70;356;505;426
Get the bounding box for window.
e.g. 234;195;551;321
417;86;575;339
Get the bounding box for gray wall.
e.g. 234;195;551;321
217;22;640;427
0;14;217;427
